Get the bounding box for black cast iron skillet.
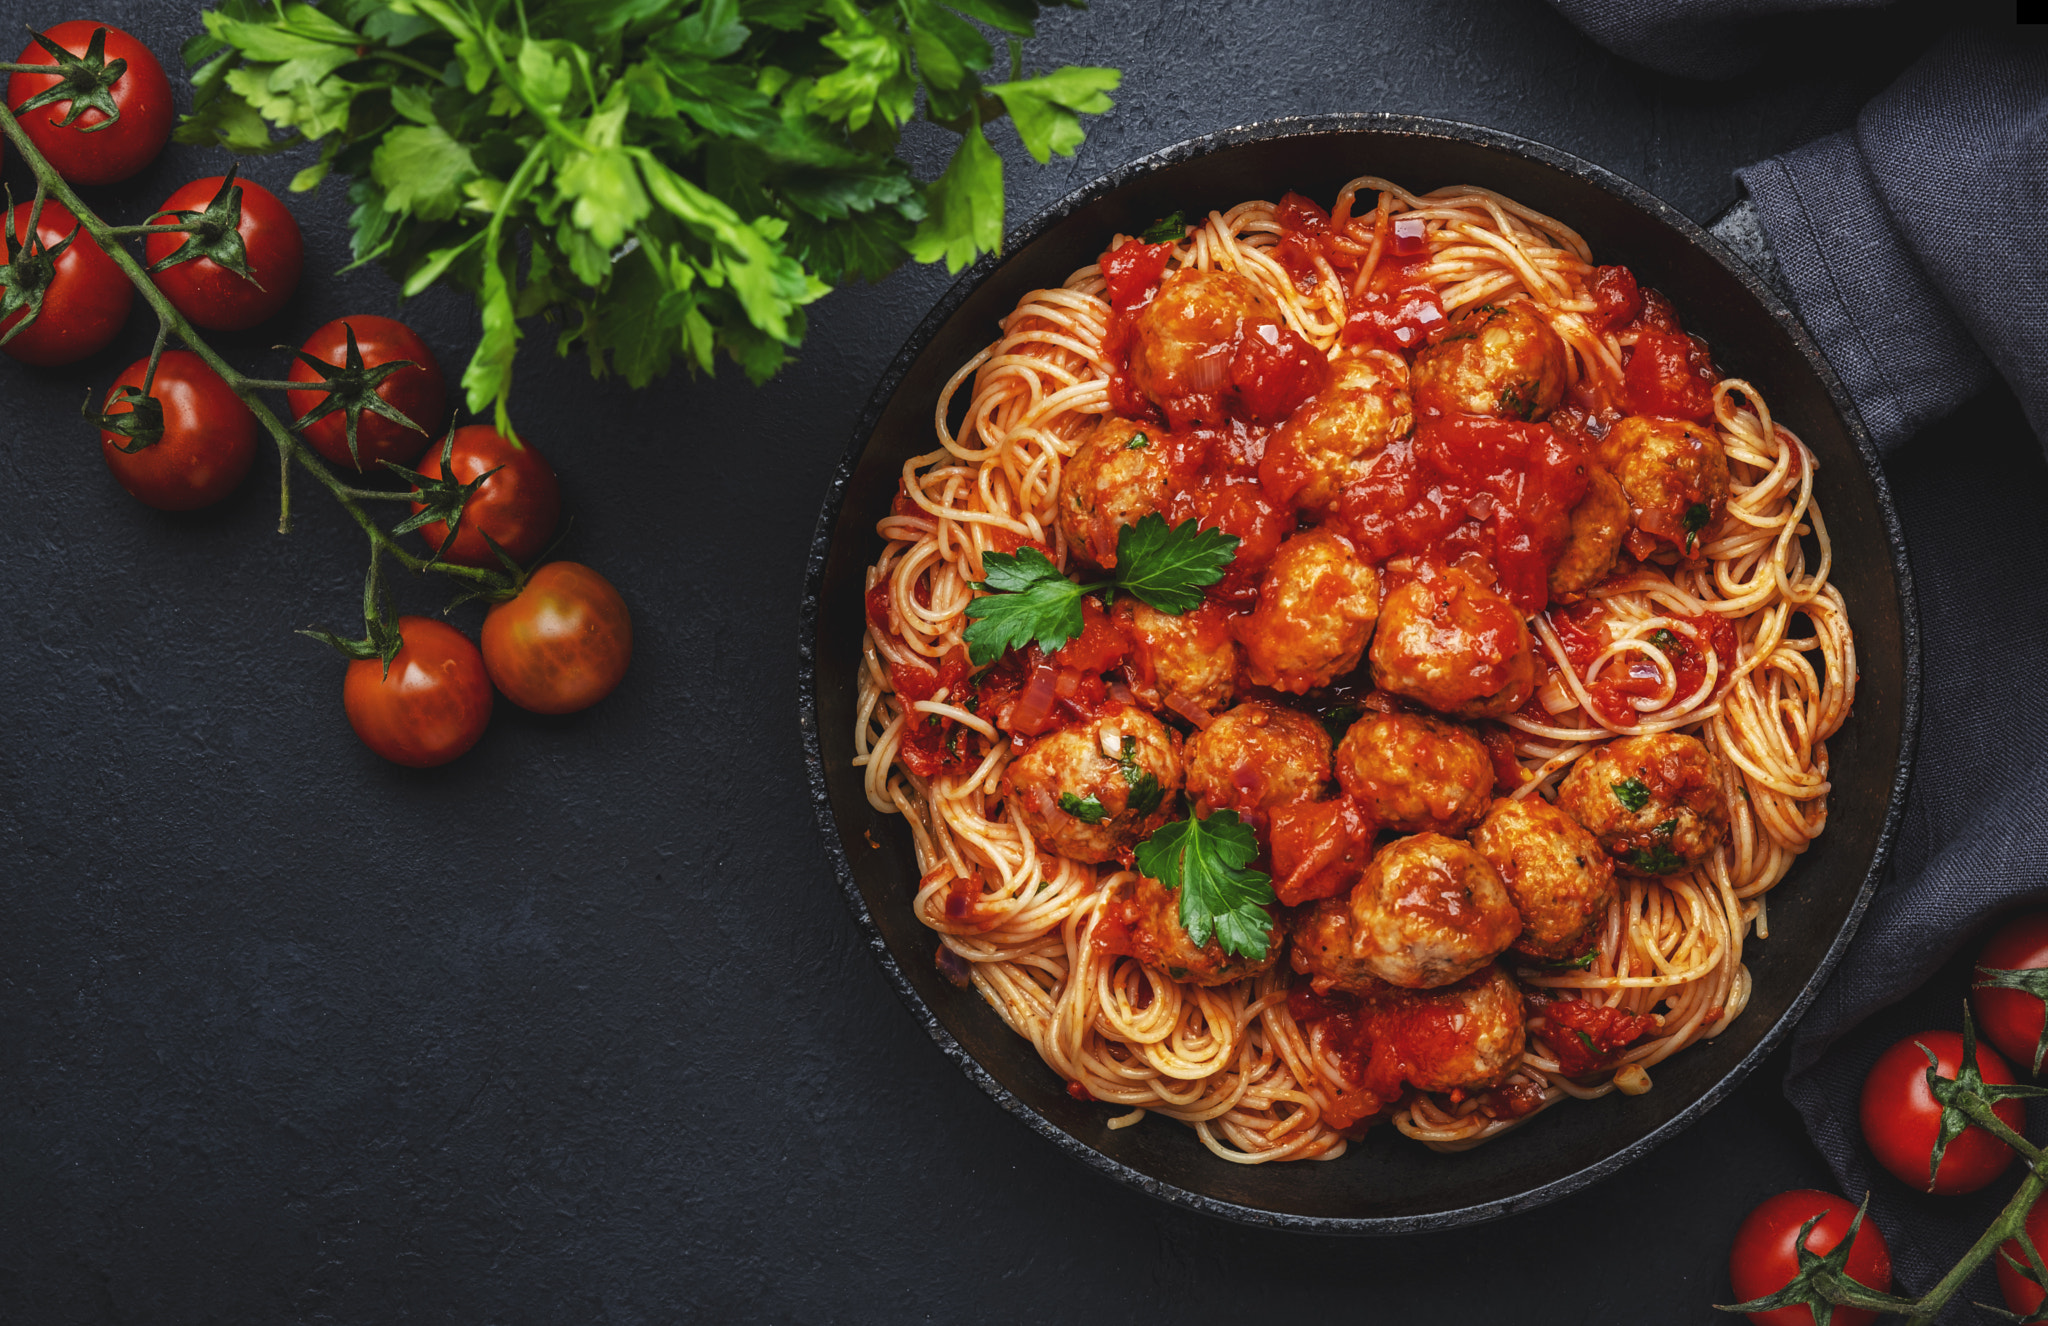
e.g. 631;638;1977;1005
798;114;1919;1233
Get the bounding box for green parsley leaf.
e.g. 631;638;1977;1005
1115;735;1163;817
1139;212;1187;245
1058;791;1107;824
1611;777;1650;813
1111;513;1239;614
962;515;1238;662
1648;628;1681;651
1134;810;1275;960
1575;1029;1598;1053
1683;502;1712;551
1543;949;1599;971
986;66;1120;164
907;116;1004;273
1318;703;1360;743
1626;841;1687;874
1124;431;1148;450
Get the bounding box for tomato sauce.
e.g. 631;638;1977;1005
1589;264;1643;333
890;648;972;777
1546;602;1736;723
1623;329;1717;420
1334;415;1591;614
1269;794;1378;905
1538;997;1658;1077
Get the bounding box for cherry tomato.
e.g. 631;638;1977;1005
2;198;130;366
1860;1029;2025;1194
7;21;172;186
143;176;304;331
1974;912;2048;1077
481;563;632;714
98;350;258;511
285;316;448;472
410;425;561;567
1728;1190;1893;1326
1998;1190;2048;1318
342;617;493;768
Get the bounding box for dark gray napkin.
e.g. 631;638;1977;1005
1545;3;2048;1309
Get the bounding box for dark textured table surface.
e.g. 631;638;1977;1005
1;1;2028;1321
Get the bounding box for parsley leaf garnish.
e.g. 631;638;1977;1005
1139;212;1188;244
1058;792;1107;824
1626;841;1687;874
1124;431;1149;450
1611;777;1650;813
962;513;1237;663
1134;810;1275;960
1649;628;1681;651
1543;948;1599;971
1319;703;1361;743
1683;502;1712;551
1115;735;1163;816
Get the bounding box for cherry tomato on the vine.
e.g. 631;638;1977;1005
144;175;303;331
285;315;448;472
410;425;561;567
98;350;257;511
1860;1029;2025;1194
2;198;130;366
481;562;632;715
7;21;173;186
1728;1190;1893;1326
1974;912;2048;1077
342;617;493;769
1998;1189;2048;1318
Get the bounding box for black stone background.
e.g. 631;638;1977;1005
1;1;2037;1321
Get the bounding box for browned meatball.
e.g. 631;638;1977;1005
1236;528;1381;693
1114;870;1279;986
1003;705;1182;863
1185;700;1331;824
1411;301;1568;421
1057;415;1175;570
1548;462;1629;602
1471;796;1617;962
1556;732;1730;876
1375;965;1528;1093
1347;833;1520;989
1595;415;1732;561
1259;357;1412;517
1334;709;1491;835
1129;269;1288;425
1369;568;1538;718
1289;895;1385;994
1115;597;1238;716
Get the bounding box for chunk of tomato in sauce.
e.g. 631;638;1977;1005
891;648;973;777
1272;191;1334;293
1623;329;1718;420
1538;997;1659;1077
1167;469;1288;602
1589;264;1643;333
1100;238;1175;313
1052;597;1131;674
1231;318;1328;424
1270;795;1379;906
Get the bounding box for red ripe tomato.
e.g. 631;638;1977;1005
7;22;173;185
285;316;448;472
1728;1190;1893;1326
481;563;632;714
1860;1029;2025;1194
1998;1190;2048;1318
2;198;130;366
144;176;304;331
342;617;493;768
1973;912;2048;1076
98;350;258;511
410;425;562;567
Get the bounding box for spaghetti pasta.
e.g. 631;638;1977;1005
853;176;1853;1163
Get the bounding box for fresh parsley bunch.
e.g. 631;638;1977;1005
962;512;1238;664
179;0;1120;431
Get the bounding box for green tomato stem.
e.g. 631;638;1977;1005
0;102;511;592
1903;1160;2048;1324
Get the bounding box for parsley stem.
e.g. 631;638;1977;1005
0;103;513;589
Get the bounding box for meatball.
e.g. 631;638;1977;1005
1259;356;1412;517
1116;598;1239;716
1236;528;1381;693
1369;568;1538;719
1347;833;1521;989
1471;796;1617;962
1057;414;1175;570
1555;732;1730;877
1003;705;1182;863
1594;415;1732;561
1548;461;1629;602
1374;965;1528;1093
1289;895;1384;994
1185;700;1332;824
1334;709;1491;835
1411;301;1568;421
1129;269;1282;426
1115;870;1279;986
